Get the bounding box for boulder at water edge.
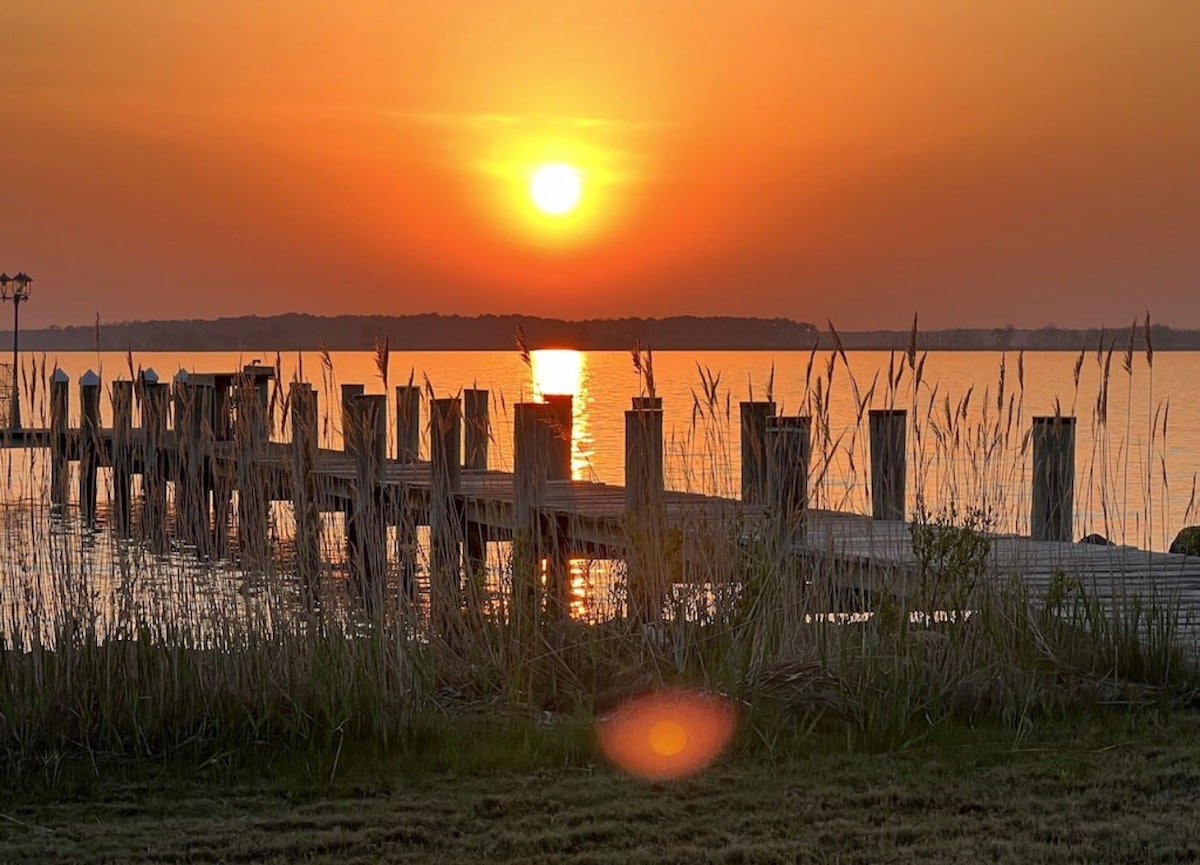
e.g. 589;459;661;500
1169;526;1200;556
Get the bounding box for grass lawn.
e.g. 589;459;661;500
3;711;1200;864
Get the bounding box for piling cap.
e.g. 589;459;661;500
141;368;159;384
51;367;68;384
173;369;189;383
80;369;100;387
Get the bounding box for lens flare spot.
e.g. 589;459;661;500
648;720;689;756
598;689;736;781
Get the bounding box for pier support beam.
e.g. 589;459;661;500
236;373;270;567
1031;416;1075;543
349;394;388;601
340;384;365;453
513;402;554;636
290;382;321;590
765;416;811;548
542;394;574;617
463;389;490;613
869;409;907;521
49;369;68;513
394;384;421;599
395;385;421;463
624;403;665;623
740;400;776;504
429;396;463;639
463;388;489;471
111;380;133;536
78;370;100;526
172;371;199;544
140;371;168;550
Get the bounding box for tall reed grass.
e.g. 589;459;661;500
1;326;1197;781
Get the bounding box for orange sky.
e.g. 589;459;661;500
2;1;1198;329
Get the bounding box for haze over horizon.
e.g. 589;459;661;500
3;2;1198;331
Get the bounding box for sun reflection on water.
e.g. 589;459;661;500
529;349;593;480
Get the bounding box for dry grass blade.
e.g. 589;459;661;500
1144;311;1154;369
374;336;391;391
515;325;531;366
1123;317;1136;376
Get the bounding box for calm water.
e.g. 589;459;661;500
7;348;1200;549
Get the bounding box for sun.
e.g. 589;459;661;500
529;163;582;216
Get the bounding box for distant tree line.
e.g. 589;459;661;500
9;314;1200;352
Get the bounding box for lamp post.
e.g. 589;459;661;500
0;272;32;430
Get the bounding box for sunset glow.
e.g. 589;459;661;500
3;3;1199;327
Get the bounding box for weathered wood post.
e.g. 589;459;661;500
140;369;168;548
78;370;100;525
289;381;321;588
111;379;134;536
740;400;776;504
337;383;365;565
1031;416;1075;542
395;385;421;463
463;388;489;471
191;379;216;556
869;409;907;521
765;416;811;547
394;384;421;599
349;393;388;599
625;401;665;623
172;370;197;543
429;396;463;639
49;368;69;512
513;402;554;636
209;376;234;557
236;372;270;566
542;393;574;617
340;384;365;453
462;388;490;607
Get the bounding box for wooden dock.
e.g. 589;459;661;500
6;363;1200;639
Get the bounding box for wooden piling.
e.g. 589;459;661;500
429;396;463;638
463;388;489;470
49;368;68;512
78;370;100;525
740;401;776;504
462;389;490;610
543;393;573;481
209;377;234;557
394;385;421;597
625;406;664;514
869;409;907;521
140;371;168;547
624;403;665;622
513;402;554;631
349;393;388;597
289;382;321;586
192;381;216;555
172;371;197;543
340;384;365;453
236;373;270;566
765;416;811;545
111;380;133;535
1031;416;1075;543
395;385;421;463
542;394;574;615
